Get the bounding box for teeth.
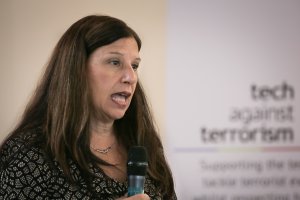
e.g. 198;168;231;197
112;94;126;104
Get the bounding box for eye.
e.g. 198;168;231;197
132;63;139;71
109;59;120;66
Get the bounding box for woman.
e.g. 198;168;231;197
0;15;176;200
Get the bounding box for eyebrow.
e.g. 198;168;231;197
108;52;141;62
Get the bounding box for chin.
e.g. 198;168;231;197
110;112;126;120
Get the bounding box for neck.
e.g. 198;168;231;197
89;117;116;150
90;115;114;136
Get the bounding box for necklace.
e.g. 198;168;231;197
91;143;115;154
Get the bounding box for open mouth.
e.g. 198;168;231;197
111;92;131;105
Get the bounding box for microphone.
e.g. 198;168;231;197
127;146;148;197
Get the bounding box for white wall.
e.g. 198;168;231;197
0;0;166;142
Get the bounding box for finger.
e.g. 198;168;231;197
128;193;150;200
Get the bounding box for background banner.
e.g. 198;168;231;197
166;1;300;199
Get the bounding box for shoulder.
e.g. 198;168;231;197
0;130;53;198
144;175;177;200
0;130;47;169
144;174;164;199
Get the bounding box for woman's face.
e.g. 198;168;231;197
87;37;140;122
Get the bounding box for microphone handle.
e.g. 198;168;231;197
128;175;146;196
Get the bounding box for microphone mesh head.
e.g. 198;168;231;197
128;146;147;162
127;146;148;176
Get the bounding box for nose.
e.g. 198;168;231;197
121;64;137;84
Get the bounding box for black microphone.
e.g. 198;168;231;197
127;146;148;196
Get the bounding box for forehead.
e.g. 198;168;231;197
94;37;139;56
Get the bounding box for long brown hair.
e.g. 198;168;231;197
1;15;175;198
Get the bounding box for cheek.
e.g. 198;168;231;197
89;68;111;91
88;72;109;103
133;84;137;93
133;79;138;90
90;78;109;100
